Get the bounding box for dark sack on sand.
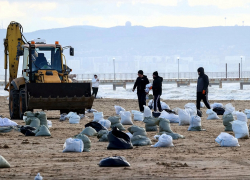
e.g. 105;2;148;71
213;107;225;115
85;122;106;132
99;156;130;167
107;127;133;150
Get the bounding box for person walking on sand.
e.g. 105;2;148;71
133;70;149;112
152;71;163;113
196;67;211;110
92;74;99;98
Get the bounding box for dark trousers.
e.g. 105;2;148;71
137;92;146;112
196;92;211;110
154;94;162;112
92;87;98;98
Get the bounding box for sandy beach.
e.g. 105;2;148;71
1;97;250;179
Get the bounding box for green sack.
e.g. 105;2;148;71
24;111;35;117
36;111;48;128
29;117;40;128
0;126;13;133
97;130;109;142
108;116;120;124
81;127;97;136
148;94;153;100
223;113;234;131
158;118;173;133
143;117;158;132
131;135;152;146
74;134;91;152
188;126;205;131
35;125;51;136
158;132;185;140
110;123;126;131
0;155;10;168
128;125;147;136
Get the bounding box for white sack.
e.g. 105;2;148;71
114;105;125;115
93;112;104;122
159;110;179;123
120;111;133;125
66;112;77;119
236;112;248;122
0;117;18;127
211;103;224;109
232;120;249;139
178;109;190;125
126;132;133;139
63;138;83;152
161;102;170;110
133;112;144;121
144;105;152;118
152;134;174;147
145;83;152;93
69;114;80;124
224;103;235;115
188;115;201;130
200;102;205;108
206;109;220;120
244;109;250;119
215;132;240;147
98;119;111;129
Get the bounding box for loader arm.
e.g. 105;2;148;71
4;21;26;91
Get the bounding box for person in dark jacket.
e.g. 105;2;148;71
133;70;149;112
152;71;163;112
196;67;211;110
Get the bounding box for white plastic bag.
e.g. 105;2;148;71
231;120;249;139
211;103;223;109
215;132;240;147
120;111;133;125
66;112;77;119
151;134;174;147
188;115;201;130
236;112;248;122
178;109;190;125
148;99;154;107
98;119;111;129
144;105;152;117
93;112;104;122
184;103;196;110
145;83;152;93
200;102;205;108
69;114;80;124
47;120;52;128
34;173;43;180
114;105;125;115
161;102;170;110
0;117;18;126
244;109;250;119
224;103;235;115
159;110;179;123
206;109;220;120
63;138;83;152
132;111;144;121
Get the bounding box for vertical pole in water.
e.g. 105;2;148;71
239;63;240;78
177;57;179;79
226;63;227;79
113;58;115;80
241;56;243;78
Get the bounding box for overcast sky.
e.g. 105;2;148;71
1;0;250;32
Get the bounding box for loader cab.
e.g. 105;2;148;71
22;42;63;82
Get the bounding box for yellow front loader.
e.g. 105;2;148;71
4;21;94;119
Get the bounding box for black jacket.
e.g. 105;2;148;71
197;67;209;93
152;76;163;95
133;75;149;93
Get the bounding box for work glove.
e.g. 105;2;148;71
202;90;206;94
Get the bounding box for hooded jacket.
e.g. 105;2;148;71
133;75;149;93
152;76;163;95
197;67;209;93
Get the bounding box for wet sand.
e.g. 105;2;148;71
0;97;250;179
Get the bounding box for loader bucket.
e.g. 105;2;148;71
25;83;94;112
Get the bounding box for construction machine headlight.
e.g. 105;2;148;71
66;69;72;72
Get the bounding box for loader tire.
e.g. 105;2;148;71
9;89;20;119
19;88;26;119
